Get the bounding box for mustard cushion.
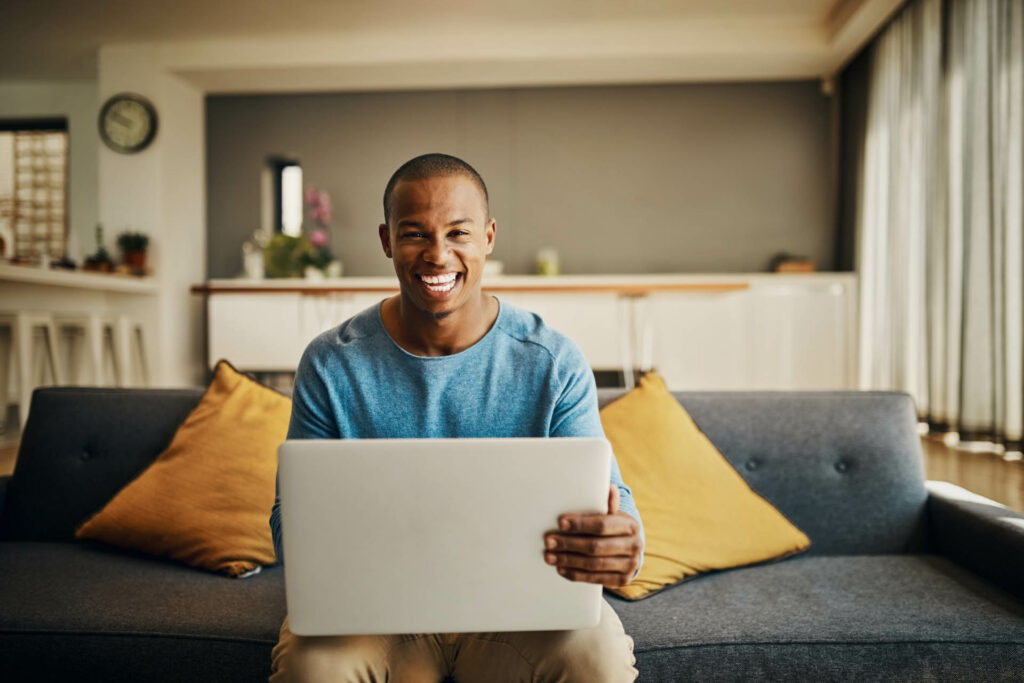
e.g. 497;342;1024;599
76;360;289;577
602;373;810;600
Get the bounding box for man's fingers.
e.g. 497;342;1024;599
545;533;641;557
557;568;632;588
558;511;637;536
546;552;637;574
608;484;620;515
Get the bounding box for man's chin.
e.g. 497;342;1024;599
401;292;457;320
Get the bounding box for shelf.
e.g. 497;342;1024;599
0;262;158;293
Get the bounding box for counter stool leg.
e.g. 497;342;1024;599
114;316;132;387
14;316;33;431
70;327;87;385
134;323;150;387
86;317;105;386
43;319;63;385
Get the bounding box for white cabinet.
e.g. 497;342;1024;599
495;292;628;369
201;275;858;389
643;279;856;391
208;292;386;371
743;281;853;390
640;291;749;390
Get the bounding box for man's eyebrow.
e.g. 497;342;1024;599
395;218;471;229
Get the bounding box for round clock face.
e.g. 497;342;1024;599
99;93;158;154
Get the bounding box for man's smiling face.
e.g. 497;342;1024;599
379;173;495;320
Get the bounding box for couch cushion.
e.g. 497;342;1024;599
76;361;288;576
600;373;809;600
598;390;929;555
0;388;205;542
0;541;286;682
610;554;1024;680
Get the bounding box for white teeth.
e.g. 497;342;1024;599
420;273;458;284
424;279;457;293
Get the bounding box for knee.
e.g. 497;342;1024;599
272;632;389;683
556;625;637;682
533;605;638;683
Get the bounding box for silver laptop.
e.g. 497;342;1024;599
277;437;611;636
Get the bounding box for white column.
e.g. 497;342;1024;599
98;45;206;387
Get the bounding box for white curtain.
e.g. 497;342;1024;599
858;0;1024;446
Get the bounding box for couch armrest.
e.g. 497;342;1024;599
927;480;1024;599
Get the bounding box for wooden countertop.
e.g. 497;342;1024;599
191;273;854;296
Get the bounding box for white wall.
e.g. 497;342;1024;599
0;81;98;261
98;45;206;387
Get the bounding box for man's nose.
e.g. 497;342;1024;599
423;237;449;264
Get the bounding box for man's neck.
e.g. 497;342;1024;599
382;294;498;357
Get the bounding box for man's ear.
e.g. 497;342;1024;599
484;219;496;256
378;224;392;258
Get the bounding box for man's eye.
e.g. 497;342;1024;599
401;232;425;239
449;230;469;237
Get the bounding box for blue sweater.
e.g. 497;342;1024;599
269;298;643;565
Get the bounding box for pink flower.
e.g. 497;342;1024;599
316;192;332;225
310;228;329;248
305;186;333;227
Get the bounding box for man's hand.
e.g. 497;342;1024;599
544;484;643;588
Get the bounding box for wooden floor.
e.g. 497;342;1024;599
0;425;1021;513
920;435;1024;512
1;442;16;477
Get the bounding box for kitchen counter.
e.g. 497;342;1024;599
193;273;858;391
191;272;858;295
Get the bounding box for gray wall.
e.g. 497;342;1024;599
207;82;834;278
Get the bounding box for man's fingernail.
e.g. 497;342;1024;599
545;553;556;564
560;519;570;531
545;537;556;549
558;568;567;576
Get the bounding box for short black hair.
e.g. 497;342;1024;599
382;153;489;225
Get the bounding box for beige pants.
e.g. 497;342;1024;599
269;598;638;683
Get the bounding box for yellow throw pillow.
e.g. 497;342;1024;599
602;372;810;600
76;360;289;577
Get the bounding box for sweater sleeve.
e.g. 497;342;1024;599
550;344;645;577
269;347;340;564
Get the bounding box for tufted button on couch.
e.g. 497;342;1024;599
1;387;1023;682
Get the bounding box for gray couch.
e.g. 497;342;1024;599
1;386;1023;682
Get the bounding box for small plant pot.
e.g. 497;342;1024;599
125;250;147;272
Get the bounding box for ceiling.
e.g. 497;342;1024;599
1;0;903;86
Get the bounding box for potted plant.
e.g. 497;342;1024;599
264;233;313;278
83;224;115;273
117;231;150;273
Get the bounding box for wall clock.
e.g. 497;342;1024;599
98;93;158;154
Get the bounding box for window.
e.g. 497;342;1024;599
265;156;302;237
0;118;69;260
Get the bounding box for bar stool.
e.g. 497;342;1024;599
0;311;64;431
55;314;150;388
54;313;118;386
114;314;150;388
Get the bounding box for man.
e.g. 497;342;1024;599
269;153;644;682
